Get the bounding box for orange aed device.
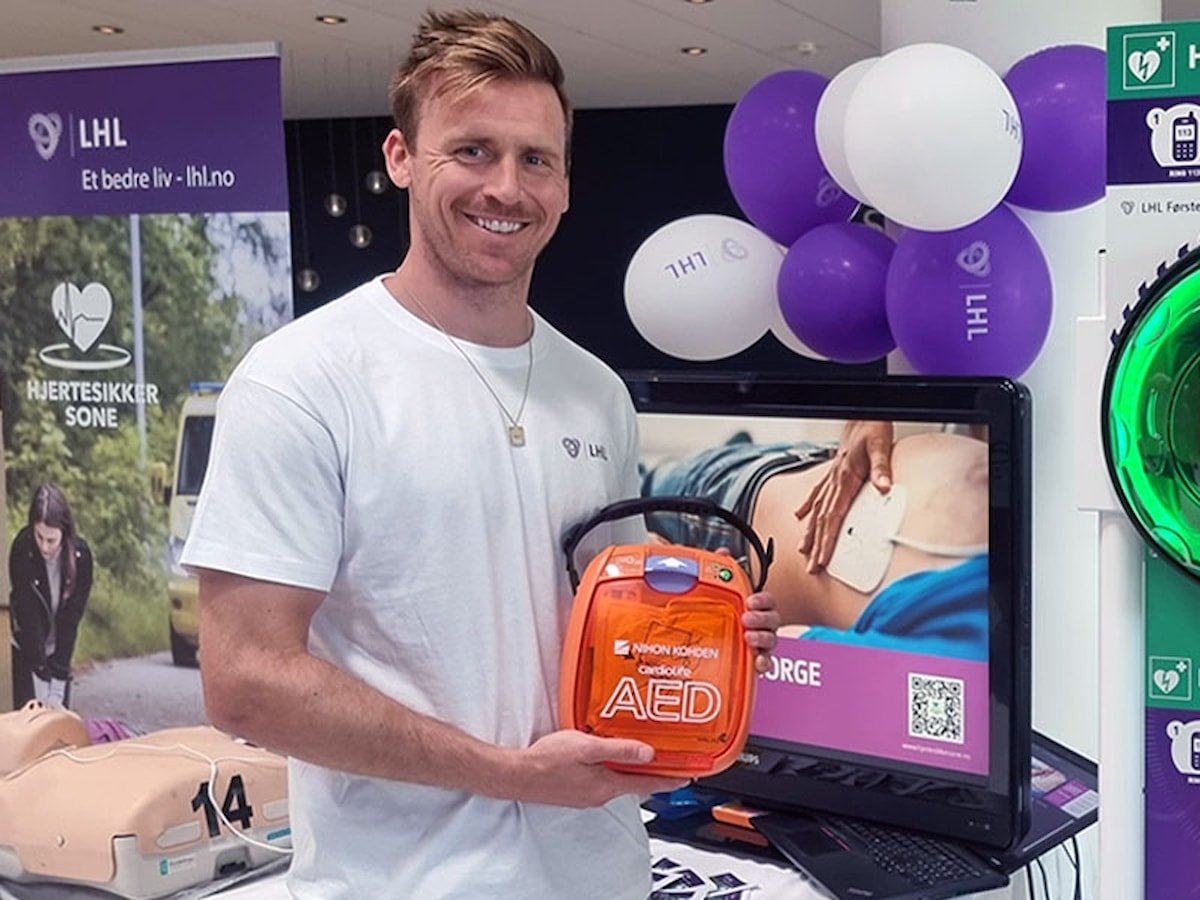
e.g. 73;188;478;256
559;496;773;778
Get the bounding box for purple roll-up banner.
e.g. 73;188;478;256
1;45;288;215
0;45;293;737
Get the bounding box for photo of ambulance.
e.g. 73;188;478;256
162;383;220;667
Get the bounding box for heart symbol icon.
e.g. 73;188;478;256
1129;50;1161;83
562;437;581;459
1121;200;1136;215
51;282;113;352
27;112;62;161
1154;668;1181;694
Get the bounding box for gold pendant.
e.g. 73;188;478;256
508;424;526;447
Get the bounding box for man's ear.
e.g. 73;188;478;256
383;128;413;189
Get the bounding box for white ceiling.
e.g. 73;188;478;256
0;0;881;119
4;1;1200;120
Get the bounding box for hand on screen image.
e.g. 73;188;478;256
641;427;990;661
768;430;990;661
794;419;894;574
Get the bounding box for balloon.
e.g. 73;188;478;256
624;215;781;361
1004;44;1106;211
769;298;828;360
777;222;896;363
814;58;878;203
844;43;1023;231
885;204;1052;377
723;70;859;246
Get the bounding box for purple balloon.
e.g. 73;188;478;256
778;222;896;363
885;205;1051;378
1004;44;1106;211
724;70;859;246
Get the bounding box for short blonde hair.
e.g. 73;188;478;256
389;9;572;162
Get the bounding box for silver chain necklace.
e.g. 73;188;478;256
404;288;534;447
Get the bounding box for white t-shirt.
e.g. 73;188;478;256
182;277;650;899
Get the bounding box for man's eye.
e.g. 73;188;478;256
458;145;485;159
525;154;546;167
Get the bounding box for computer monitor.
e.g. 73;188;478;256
624;372;1032;850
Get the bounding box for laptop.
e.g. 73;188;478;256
747;731;1098;900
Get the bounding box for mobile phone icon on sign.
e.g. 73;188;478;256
1173;113;1197;163
1192;733;1200;771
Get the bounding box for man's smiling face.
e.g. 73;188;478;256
386;75;570;291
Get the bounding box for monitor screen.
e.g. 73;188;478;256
624;372;1032;850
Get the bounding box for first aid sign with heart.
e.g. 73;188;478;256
51;281;113;352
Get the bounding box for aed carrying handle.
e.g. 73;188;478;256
562;495;774;593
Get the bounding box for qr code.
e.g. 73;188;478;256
908;673;964;744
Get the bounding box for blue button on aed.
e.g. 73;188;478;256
645;554;699;593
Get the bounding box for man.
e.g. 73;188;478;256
181;10;779;900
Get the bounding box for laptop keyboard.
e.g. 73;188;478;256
834;816;993;886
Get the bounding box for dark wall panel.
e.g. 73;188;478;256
284;107;882;378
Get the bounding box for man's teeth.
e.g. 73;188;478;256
471;216;524;233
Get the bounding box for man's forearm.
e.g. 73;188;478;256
203;646;525;799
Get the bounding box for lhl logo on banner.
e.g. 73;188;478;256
27;112;62;160
27;111;128;161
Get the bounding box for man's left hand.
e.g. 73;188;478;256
742;590;780;673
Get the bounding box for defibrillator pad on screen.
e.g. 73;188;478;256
825;483;909;594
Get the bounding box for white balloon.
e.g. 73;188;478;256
624;215;780;361
844;43;1022;231
814;57;877;203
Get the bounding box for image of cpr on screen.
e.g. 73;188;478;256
1165;719;1200;776
1146;103;1200;168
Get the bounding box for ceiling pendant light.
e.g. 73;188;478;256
291;119;321;293
324;192;347;217
365;169;388;195
324;118;347;217
346;56;372;249
297;268;321;293
322;59;346;218
364;79;389;196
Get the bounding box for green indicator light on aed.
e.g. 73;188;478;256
719;567;733;582
1103;245;1200;582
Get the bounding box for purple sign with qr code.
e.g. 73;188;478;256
753;635;989;775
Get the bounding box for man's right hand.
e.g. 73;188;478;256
510;729;688;808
